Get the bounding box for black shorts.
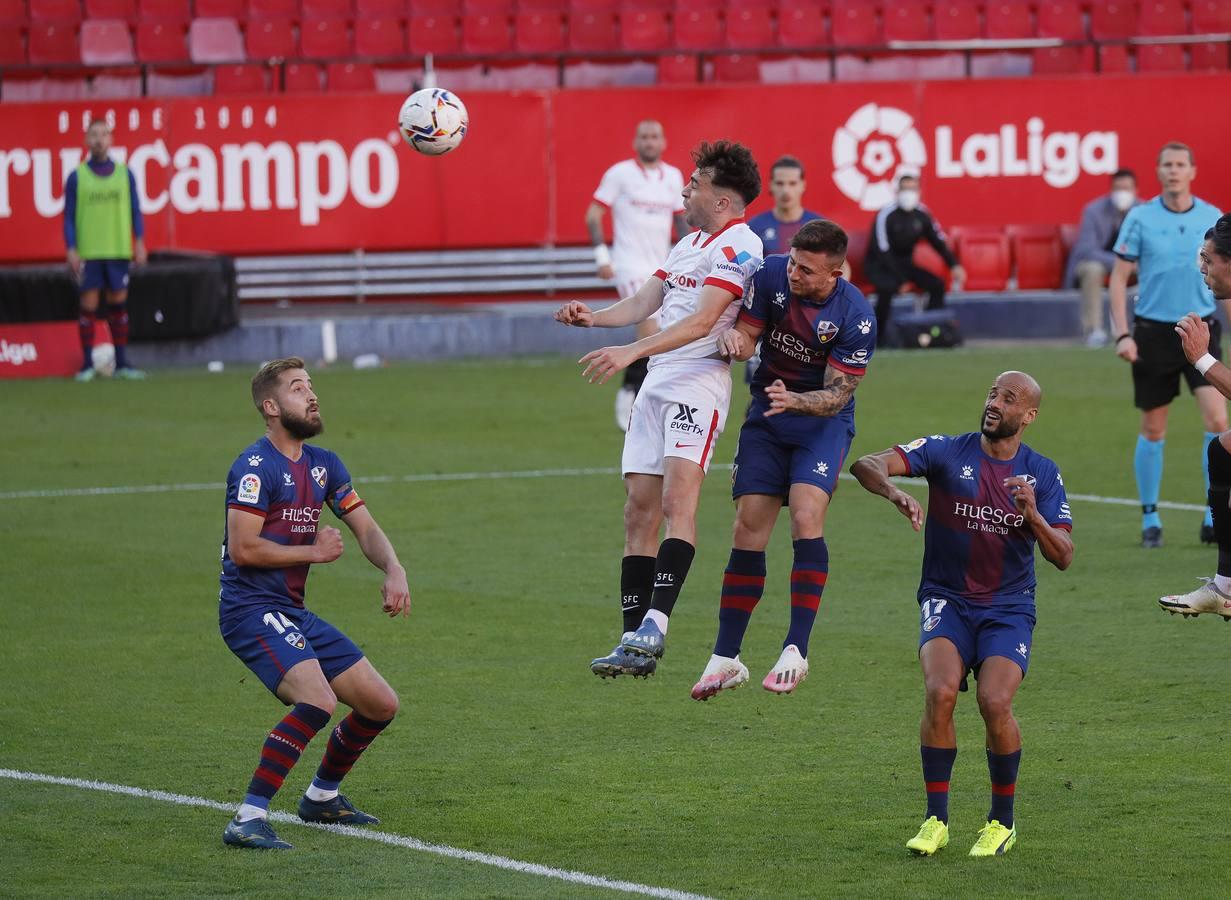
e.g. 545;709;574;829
1131;316;1222;410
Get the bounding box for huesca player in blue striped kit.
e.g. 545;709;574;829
218;357;411;850
850;371;1074;858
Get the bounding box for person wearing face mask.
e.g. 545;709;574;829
1063;169;1139;348
864;173;964;347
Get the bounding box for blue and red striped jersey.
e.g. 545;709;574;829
219;436;364;616
739;254;876;421
894;432;1072;607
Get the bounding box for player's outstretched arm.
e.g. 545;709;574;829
1109;258;1138;362
849;449;923;531
1175;312;1231;400
227;508;343;567
764;366;862;418
341;506;411;618
1005;476;1073;570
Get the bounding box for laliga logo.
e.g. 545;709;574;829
832;103;927;211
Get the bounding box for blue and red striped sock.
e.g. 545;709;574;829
310;712;392;795
785;538;827;657
105;302;130;369
78;311;94;369
241;703;331;815
921;745;957;823
713;548;766;658
987;748;1021;827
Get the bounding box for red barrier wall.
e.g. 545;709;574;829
1;73;1227;262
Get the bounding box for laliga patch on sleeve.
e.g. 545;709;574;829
238;473;261;504
897;437;927;452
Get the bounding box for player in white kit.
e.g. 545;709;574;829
586;121;688;430
556;140;764;678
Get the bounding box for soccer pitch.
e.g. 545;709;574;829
3;346;1230;898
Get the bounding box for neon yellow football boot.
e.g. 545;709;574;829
906;816;949;856
969;820;1016;857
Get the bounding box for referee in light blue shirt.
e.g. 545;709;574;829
1109;141;1224;549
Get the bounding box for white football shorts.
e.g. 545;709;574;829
621;360;731;476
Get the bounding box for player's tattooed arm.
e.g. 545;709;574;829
766;367;861;417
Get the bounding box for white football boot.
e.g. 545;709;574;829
1159;577;1231;620
762;644;809;694
690;654;749;701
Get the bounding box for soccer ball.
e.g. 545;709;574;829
91;342;116;376
398;88;468;156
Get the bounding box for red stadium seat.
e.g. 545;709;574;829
461;12;510;53
776;0;826;47
301;16;351;56
710;51;761;81
85;0;135;20
1035;0;1084;40
186;17;239;60
354;16;403;55
620;9;669;51
327;59;374;88
355;0;402;15
245;16;295;57
1191;0;1231;35
1136;0;1187;36
195;0;243;17
213;60;266;90
1059;223;1079;256
1006;224;1064;289
567;0;615;8
463;0;510;10
282;60;322;89
843;226;872;294
513;10;563;52
724;5;772;48
138;19;188;59
28;21;78;61
1098;42;1131;71
138;0;189;19
0;28;26;62
952;226;1010;291
246;0;296;18
29;0;80;20
0;0;27;24
1089;0;1138;41
409;0;457;11
1189;40;1229;70
566;9;615;50
1136;41;1186;70
80;18;134;62
675;0;723;9
407;13;459;53
302;0;352;16
673;8;722;50
1032;44;1095;74
932;0;980;40
882;0;930;42
830;0;878;45
619;0;668;9
983;2;1033;39
910;241;953;291
656;50;697;82
519;0;565;8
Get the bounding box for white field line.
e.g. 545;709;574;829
0;769;714;900
0;466;1208;512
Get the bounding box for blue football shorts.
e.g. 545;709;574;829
918;594;1036;678
79;259;130;293
732;397;854;500
220;605;365;696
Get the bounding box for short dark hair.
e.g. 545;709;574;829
251;357;306;416
791;219;847;259
896;173;920;189
770;155;805;179
1158;141;1194;165
87;118;109;131
1207;213;1231;260
692;140;761;206
1111;168;1136;183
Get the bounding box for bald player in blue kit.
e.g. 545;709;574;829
851;371;1073;858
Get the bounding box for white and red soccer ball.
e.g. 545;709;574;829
398;88;468;156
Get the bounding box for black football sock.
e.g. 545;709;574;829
620;555;656;634
647;538;696;619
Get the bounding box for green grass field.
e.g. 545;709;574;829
3;346;1231;898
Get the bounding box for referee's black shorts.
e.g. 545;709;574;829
1131;315;1223;410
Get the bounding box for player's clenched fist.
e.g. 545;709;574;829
555;301;594;327
1004;476;1038;518
312;525;344;563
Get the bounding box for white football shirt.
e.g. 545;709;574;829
593;159;686;279
649;219;763;367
